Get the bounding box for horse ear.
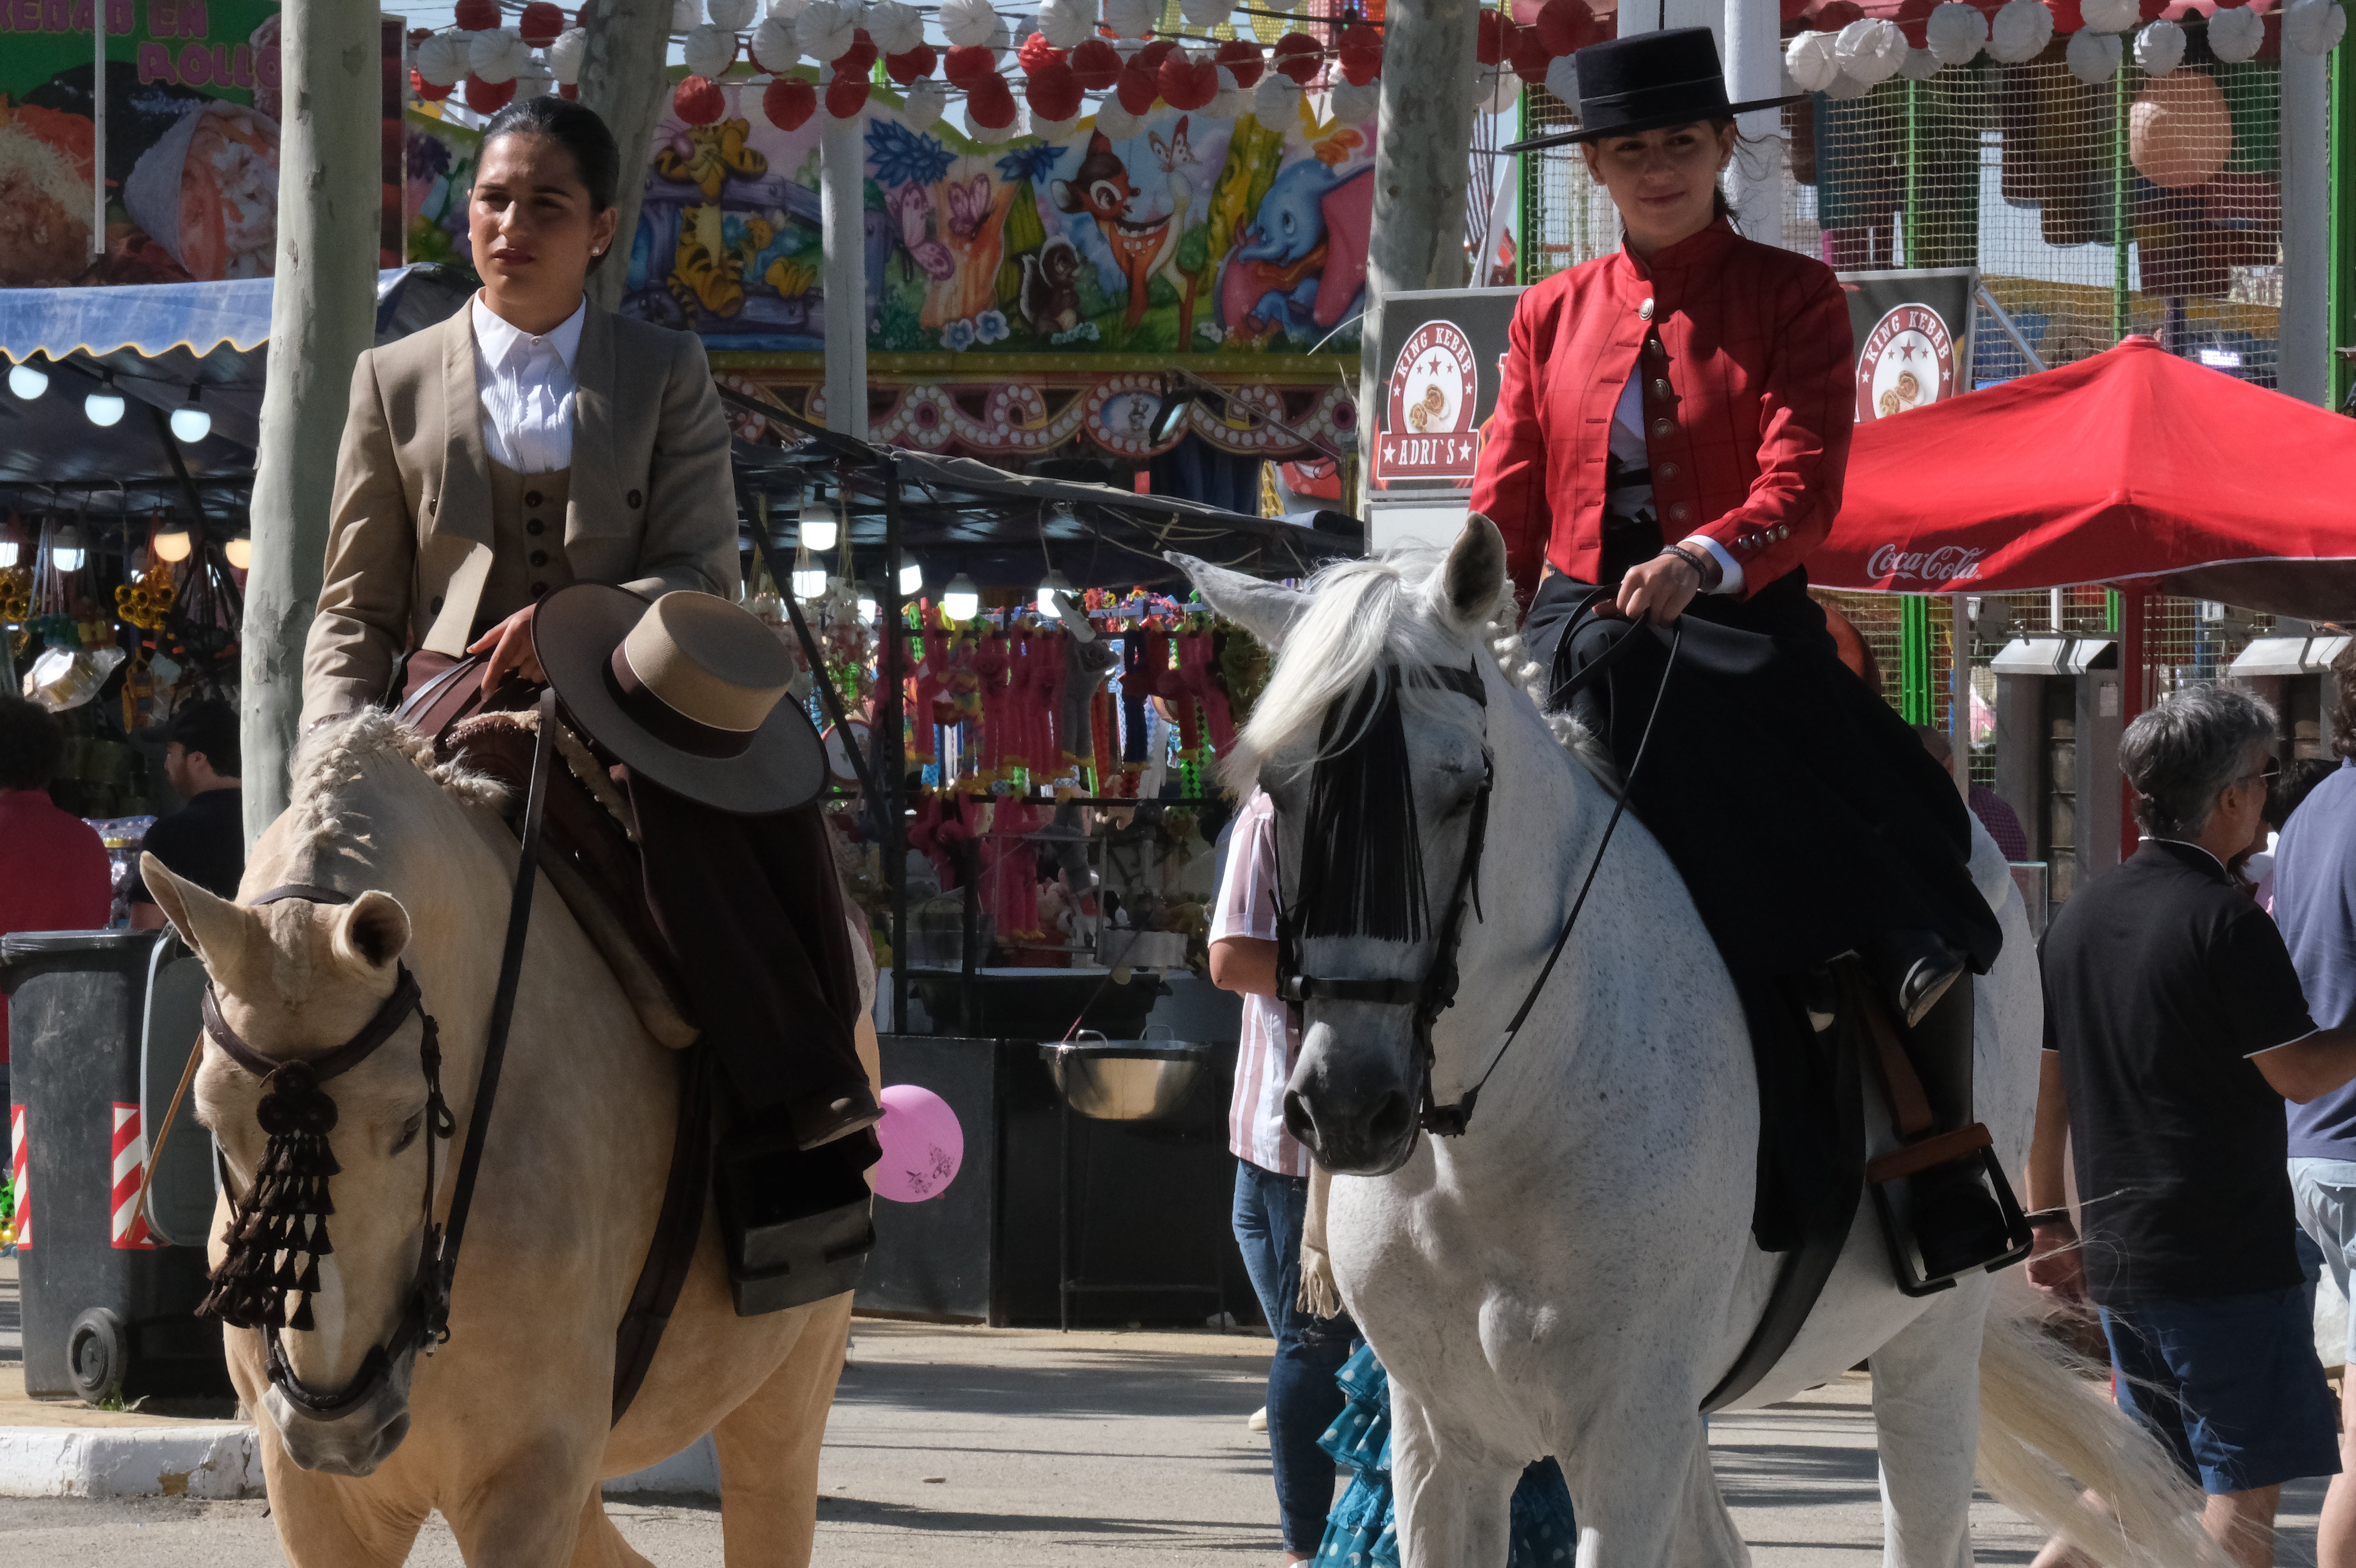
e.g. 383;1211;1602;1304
1166;552;1307;650
142;853;258;970
331;891;412;978
1441;513;1511;629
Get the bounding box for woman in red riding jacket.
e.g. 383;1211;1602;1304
1471;29;2010;1280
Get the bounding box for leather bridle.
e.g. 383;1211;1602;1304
197;690;559;1418
1275;617;1683;1146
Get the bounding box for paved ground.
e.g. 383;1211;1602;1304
0;1261;2329;1564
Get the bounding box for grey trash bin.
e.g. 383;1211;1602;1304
3;928;229;1403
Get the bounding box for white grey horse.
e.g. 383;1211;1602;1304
1177;517;2223;1568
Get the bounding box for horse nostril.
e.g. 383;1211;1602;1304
1367;1090;1413;1151
1282;1090;1319;1149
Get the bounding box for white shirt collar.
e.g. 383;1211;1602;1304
470;293;587;372
2141;835;2230;875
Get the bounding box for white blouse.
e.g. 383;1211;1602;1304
469;294;585;475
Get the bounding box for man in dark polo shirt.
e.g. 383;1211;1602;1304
129;699;245;928
2031;684;2356;1568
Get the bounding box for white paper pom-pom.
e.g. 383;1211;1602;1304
2079;0;2138;30
2132;18;2185;74
2064;26;2121;80
1834;18;1906;82
1029;107;1083;138
1545;50;1582;103
1104;0;1158;38
470;27;531;83
1479;64;1522;112
513;52;556;97
939;0;1000;47
966;104;1017;142
752;16;799;68
904;76;948;126
767;0;810;16
1924;2;1987;64
674;0;703;29
684;22;739;76
1824;69;1874;98
1038;0;1098;48
708;0;760;27
1986;0;2054;60
1785;29;1839;91
1330;78;1379;122
1096;95;1144;137
868;0;924;54
546;27;589;83
417;31;471;86
797;0;857;59
1251;70;1303;124
987;19;1014;54
1180;0;1234;26
2286;0;2349;53
1898;47;1939;77
2207;2;2265;59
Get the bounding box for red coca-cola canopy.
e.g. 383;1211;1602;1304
1812;335;2356;620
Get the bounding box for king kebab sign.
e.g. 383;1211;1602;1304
1838;266;1980;588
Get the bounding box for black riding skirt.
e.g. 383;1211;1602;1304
1521;566;2002;988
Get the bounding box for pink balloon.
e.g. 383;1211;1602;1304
874;1083;965;1204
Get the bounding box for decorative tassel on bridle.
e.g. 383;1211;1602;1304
1296;674;1431;944
199;1060;341;1333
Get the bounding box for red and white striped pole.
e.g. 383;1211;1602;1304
7;1103;26;1250
110;1103;154;1250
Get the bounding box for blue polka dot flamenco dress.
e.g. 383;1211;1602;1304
1313;1343;1580;1566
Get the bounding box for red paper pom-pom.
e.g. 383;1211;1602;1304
1132;37;1180;74
1806;0;1865;26
518;2;568;47
764;75;817;128
466;72;518;113
1019;31;1067;73
886;43;938;82
1069;36;1122;87
560;80;580;99
945;44;998;85
454;0;501;31
826;69;873;118
1509;29;1555;79
837;29;879;71
1779;0;1813;19
1476;9;1505;63
967;71;1018;127
1026;59;1083;120
1213;37;1265;87
1115;62;1160;113
673;74;726;123
1158;51;1218;109
407;27;435;49
1271;31;1324;83
1536;0;1599;52
1337;24;1385;82
411;67;453;101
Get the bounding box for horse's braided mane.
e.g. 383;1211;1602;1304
1220;546;1614;794
286;707;512;855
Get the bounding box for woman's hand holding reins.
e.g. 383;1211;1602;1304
1614;550;1703;624
469;604;545;695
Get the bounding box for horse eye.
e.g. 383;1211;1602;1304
391;1114;424;1155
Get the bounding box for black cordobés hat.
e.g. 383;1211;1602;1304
1504;27;1804;152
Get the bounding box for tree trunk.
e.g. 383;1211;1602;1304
1356;0;1483;511
579;0;676;313
240;1;380;840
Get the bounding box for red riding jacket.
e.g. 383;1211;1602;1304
1468;218;1856;604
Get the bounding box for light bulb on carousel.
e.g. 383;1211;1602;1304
0;538;18;568
224;530;253;570
169;383;211;444
84;370;125;427
858;589;880;624
791;540;828;598
8;356;47;401
50;522;84;573
942;572;981;621
152;523;194;562
897;553;923;597
801;510;839;553
1036;568;1073;616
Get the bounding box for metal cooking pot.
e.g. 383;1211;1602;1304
1041;1032;1219;1122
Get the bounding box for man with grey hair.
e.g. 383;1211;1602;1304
2028;684;2356;1568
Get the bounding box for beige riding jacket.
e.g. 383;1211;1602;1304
300;299;738;726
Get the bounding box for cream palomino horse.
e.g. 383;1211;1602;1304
140;708;872;1566
1177;519;2225;1568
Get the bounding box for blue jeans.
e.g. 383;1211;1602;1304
1234;1159;1361;1552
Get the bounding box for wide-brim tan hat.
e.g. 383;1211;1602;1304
534;584;825;816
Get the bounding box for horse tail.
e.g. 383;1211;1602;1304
1973;1277;2231;1568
